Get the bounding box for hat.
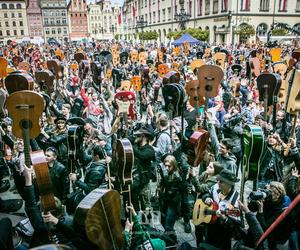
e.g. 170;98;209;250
212;162;224;175
54;115;66;124
217;169;239;185
134;126;155;140
149;238;166;250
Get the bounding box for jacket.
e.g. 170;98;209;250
49;131;68;163
208;122;237;173
49;160;69;203
75;160;107;194
191;174;218;195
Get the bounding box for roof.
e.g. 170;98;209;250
172;33;201;46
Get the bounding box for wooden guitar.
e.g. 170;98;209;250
47;59;63;80
114;139;134;220
190;59;205;73
114;91;136;121
0;57;8;79
35;70;55;94
193;199;240;226
213;52;226;69
5;71;34;94
249;57;261;77
74;188;124;250
79;60;90;80
6;90;56;212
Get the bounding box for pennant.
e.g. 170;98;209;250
279;0;287;11
132;5;136;17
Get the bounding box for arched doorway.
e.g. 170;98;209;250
256;23;268;37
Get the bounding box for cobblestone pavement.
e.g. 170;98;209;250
2;166;253;249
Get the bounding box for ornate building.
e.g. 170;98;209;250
26;0;43;40
40;0;69;43
87;0;122;41
123;0;300;44
68;0;89;41
0;0;29;43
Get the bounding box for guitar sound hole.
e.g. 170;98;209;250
20;119;32;130
205;85;212;92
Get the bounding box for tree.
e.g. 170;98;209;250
114;34;120;40
234;24;255;42
166;28;209;41
271;28;289;36
139;31;159;41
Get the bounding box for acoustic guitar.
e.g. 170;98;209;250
5;71;34;94
35;70;55;94
6;91;56;212
114;91;136;120
193;199;240;226
47;59;63;79
190;59;205;72
74;188;124;250
0;57;8;79
213;52;226;69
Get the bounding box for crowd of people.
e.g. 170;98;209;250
0;39;299;250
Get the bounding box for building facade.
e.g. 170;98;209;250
68;0;89;41
0;0;29;43
87;0;122;41
123;0;300;44
40;0;69;43
26;0;43;40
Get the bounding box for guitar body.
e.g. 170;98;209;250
213;52;226;69
67;125;84;159
31;150;57;212
187;129;209;167
162;71;180;85
114;91;136;120
6;90;44;138
0;88;7;118
273;62;287;78
74;188;124;250
193;199;218;226
131;76;142;92
74;52;85;64
79;60;90;80
5;71;34;94
190;59;205;72
197;65;224;98
242;125;265;180
257;72;282;106
47;59;63;79
249;57;260;77
35;70;55;94
162;83;187;117
287;69;300;114
185;80;205;107
0;57;8;78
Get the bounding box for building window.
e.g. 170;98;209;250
260;0;269;11
13;30;17;35
297;0;300;11
19;21;23;26
205;0;210;15
0;31;2;36
2;4;7;9
18;13;22;18
21;30;24;35
221;0;228;11
9;4;14;9
52;29;55;34
213;0;219;13
16;4;21;9
12;21;16;26
278;0;287;11
189;0;192;15
4;13;7;18
162;9;165;21
6;30;10;36
46;29;50;34
5;21;8;27
241;0;250;11
58;28;61;34
11;13;15;18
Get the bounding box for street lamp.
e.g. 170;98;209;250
136;16;147;43
174;0;191;30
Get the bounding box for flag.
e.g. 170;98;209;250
279;0;287;11
241;0;250;10
132;5;136;17
222;0;228;11
118;13;122;25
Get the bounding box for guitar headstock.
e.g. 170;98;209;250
157;63;168;77
185;80;205;107
131;76;142;92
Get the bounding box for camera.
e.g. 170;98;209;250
248;189;272;212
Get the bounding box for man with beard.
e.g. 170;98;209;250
131;127;156;213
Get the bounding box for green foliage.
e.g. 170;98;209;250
271;28;289;36
234;24;255;42
166;28;209;41
138;31;159;41
114;34;119;40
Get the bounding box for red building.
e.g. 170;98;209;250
68;0;89;41
26;0;43;39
